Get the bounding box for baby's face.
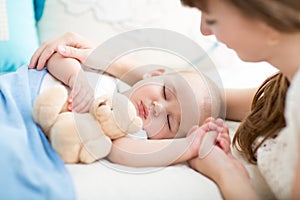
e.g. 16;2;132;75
128;77;181;139
124;72;213;139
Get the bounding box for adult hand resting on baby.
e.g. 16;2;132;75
29;32;95;113
29;32;95;70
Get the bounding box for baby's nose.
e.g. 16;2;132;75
152;101;165;117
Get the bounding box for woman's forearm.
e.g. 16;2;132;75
189;157;259;200
217;171;259;200
225;88;257;121
86;57;166;86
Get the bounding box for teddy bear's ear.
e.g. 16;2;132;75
110;93;143;133
90;94;112;115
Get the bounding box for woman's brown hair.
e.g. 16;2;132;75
181;0;297;163
233;73;289;163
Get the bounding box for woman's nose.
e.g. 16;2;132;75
200;14;213;36
152;101;165;117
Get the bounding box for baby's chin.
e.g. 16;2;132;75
143;128;158;139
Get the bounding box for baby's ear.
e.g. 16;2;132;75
142;69;165;79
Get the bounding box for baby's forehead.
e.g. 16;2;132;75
150;72;189;87
162;73;196;92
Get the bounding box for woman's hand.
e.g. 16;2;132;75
213;118;231;154
188;145;255;199
188;117;248;178
187;119;256;200
29;32;95;70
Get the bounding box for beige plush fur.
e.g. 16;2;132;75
33;85;142;164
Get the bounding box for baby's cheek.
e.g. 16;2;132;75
143;117;166;139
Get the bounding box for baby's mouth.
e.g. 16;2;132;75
138;101;148;120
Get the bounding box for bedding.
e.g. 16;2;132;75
0;66;75;199
1;0;279;199
0;65;223;199
67;160;222;200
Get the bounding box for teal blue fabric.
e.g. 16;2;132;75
0;0;40;73
34;0;46;21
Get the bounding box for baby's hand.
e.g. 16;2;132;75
187;117;231;159
186;119;221;158
68;71;94;113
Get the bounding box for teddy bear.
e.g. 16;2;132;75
33;85;143;164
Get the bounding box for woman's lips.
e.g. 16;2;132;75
138;101;148;120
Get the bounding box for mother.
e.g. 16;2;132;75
29;0;300;199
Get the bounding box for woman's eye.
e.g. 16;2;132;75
205;19;216;25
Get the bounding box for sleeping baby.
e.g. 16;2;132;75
34;52;228;167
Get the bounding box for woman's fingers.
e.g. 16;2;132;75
29;40;55;69
29;32;95;69
58;46;92;63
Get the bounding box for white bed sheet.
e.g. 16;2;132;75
67;161;222;200
66;121;274;200
66;71;223;200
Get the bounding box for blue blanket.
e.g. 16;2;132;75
0;66;76;199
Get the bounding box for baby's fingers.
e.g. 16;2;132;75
73;96;93;113
200;120;219;132
71;90;94;113
204;117;215;124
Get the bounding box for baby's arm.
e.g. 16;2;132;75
46;53;93;112
107;121;222;167
108;136;197;167
46;53;80;88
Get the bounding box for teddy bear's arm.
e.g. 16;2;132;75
74;113;113;163
33;86;69;135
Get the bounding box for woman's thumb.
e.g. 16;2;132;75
57;45;89;62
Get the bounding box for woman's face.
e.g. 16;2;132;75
200;0;274;62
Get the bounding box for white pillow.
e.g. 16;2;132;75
37;0;210;45
38;0;118;44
